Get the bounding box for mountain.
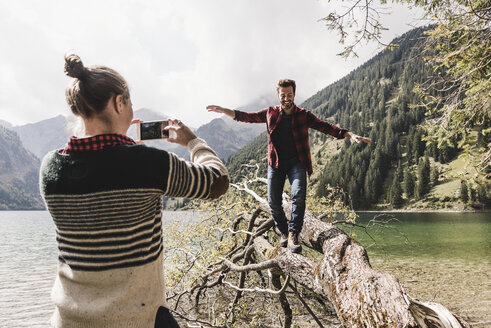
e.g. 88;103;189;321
194;118;258;160
226;27;489;210
0;119;13;129
133;107;170;122
193;95;274;160
12;115;71;159
0;126;44;209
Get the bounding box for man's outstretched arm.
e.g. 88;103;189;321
206;105;236;119
207;105;267;123
306;110;371;144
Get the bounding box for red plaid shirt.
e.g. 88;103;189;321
234;105;347;175
60;134;136;154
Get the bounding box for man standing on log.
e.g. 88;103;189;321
207;79;370;253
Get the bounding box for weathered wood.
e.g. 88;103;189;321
275;201;471;328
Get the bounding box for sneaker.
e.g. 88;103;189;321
288;231;302;254
280;232;288;248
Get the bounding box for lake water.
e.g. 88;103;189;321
0;211;489;327
353;212;491;326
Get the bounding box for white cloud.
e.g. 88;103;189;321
0;0;423;127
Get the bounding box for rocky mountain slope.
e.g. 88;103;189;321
0;126;44;209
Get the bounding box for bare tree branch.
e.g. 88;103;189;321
222;274;291;295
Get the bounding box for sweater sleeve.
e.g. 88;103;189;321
163;138;229;199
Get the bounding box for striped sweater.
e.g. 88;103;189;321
39;137;229;328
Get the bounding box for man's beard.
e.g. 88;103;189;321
281;101;294;110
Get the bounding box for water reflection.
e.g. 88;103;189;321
353;212;491;260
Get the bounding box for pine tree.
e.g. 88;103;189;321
364;166;381;204
406;129;414;166
469;185;476;202
396;161;403;181
403;169;415;198
422;156;431;193
460;181;469;203
412;132;421;161
415;181;422;200
390;168;403;207
431;165;439;186
416;157;431;199
477;184;488;205
428;142;438;160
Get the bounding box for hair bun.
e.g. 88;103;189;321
64;53;87;79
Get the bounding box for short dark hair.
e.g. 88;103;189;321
277;79;296;94
64;53;129;118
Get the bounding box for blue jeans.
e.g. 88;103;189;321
267;158;307;233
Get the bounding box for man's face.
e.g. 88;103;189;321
278;86;295;110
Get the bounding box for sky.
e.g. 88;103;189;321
0;0;423;127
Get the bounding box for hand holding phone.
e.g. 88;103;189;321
136;120;170;140
165;119;197;146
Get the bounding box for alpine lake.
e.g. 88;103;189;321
0;211;489;327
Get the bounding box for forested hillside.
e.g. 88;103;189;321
226;27;489;210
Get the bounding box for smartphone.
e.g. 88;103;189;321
136;120;170;140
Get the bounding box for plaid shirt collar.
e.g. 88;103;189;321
273;104;298;122
280;104;297;115
60;134;136;154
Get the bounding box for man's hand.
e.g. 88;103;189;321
345;131;371;144
164;119;197;146
206;105;235;119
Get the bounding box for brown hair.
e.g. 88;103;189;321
64;53;129;118
276;79;296;94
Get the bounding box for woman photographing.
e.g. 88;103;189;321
39;54;229;327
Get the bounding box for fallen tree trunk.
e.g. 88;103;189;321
168;176;472;327
226;178;472;328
